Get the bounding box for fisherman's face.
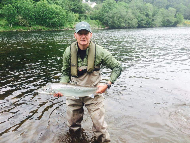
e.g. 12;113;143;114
74;30;92;50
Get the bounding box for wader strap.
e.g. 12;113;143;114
87;41;96;73
70;41;96;77
78;66;100;77
70;42;78;77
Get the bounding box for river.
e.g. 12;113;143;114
0;27;190;143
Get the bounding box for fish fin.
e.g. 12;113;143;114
89;94;94;98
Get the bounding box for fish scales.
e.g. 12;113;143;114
37;83;97;99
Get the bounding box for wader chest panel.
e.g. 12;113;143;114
70;42;96;77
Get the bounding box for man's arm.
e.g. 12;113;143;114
60;46;71;83
54;47;71;97
96;46;122;93
101;48;122;83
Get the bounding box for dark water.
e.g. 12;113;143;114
0;27;190;143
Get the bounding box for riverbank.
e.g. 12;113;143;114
0;18;105;32
0;25;72;32
0;18;189;32
178;20;190;27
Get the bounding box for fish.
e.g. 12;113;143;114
37;83;98;99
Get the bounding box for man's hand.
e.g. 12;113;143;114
96;84;107;94
53;92;63;97
96;81;112;94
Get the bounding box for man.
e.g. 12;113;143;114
54;21;122;142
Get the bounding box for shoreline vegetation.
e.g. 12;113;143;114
0;0;190;32
0;19;106;32
0;20;190;32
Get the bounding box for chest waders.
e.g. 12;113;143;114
70;41;96;77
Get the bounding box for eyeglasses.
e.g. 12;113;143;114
77;30;90;36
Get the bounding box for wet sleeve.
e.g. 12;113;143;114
60;47;71;83
101;48;122;83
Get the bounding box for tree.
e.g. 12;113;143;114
175;13;184;24
125;9;138;28
186;5;190;19
2;4;17;26
161;7;177;27
99;0;117;25
35;0;67;27
1;0;189;29
105;5;127;28
153;0;167;9
16;0;35;26
69;0;85;14
152;8;163;27
99;1;138;28
129;0;154;28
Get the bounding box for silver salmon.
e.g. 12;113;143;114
37;83;97;99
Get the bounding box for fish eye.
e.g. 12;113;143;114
45;88;50;91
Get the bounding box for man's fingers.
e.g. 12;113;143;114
53;93;63;97
96;88;103;93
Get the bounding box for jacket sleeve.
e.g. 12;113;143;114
98;46;122;83
60;46;71;83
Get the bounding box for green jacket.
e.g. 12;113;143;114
60;43;122;83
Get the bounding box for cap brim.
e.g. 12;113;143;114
76;29;91;33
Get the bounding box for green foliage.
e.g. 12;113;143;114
161;7;177;27
103;2;137;28
85;19;104;29
66;12;78;27
35;0;67;27
66;0;86;14
181;20;190;26
47;0;86;14
16;0;35;26
105;5;127;28
129;0;154;28
1;0;78;28
152;8;163;27
0;17;8;27
90;0;184;28
125;9;138;28
153;0;167;9
144;0;190;20
176;13;184;24
90;4;102;20
184;4;190;20
0;0;188;30
82;3;92;13
98;0;117;24
2;4;17;26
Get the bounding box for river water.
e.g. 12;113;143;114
0;27;190;143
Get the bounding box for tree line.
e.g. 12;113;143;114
92;0;190;20
90;0;185;28
0;0;187;29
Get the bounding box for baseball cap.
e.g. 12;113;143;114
75;21;91;33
